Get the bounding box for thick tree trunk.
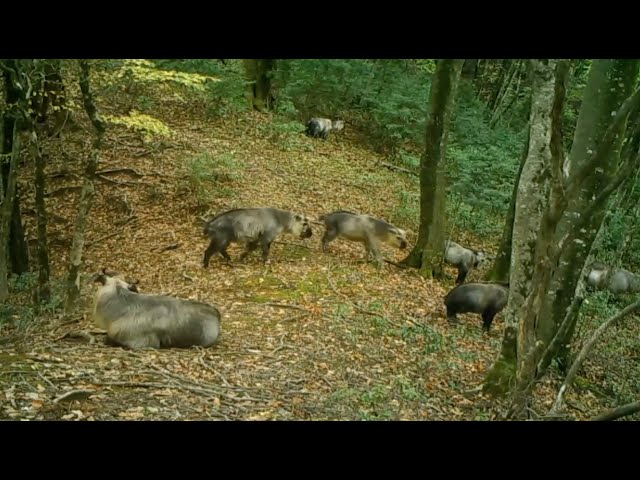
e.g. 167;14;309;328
400;59;464;278
537;60;640;364
63;60;106;313
30;129;50;304
483;60;560;398
484;60;640;410
244;59;276;112
506;60;571;418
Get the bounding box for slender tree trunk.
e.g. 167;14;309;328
63;60;106;313
485;128;529;282
2;66;29;275
490;60;521;127
0;119;21;302
400;59;464;278
487;60;511;111
30;128;50;304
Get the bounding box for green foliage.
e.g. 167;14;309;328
256;118;310;152
9;272;37;292
183;152;244;208
153;59;250;117
268;59;528;242
390;190;419;231
119;59;220;92
275;59;431;153
104;111;173;143
0;304;35;328
1;275;65;328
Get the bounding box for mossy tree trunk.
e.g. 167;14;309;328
537;60;640;372
400;59;464;279
483;60;640;417
244;59;277;112
483;60;565;398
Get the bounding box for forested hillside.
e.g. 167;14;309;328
1;59;639;421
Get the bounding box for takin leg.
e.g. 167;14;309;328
321;228;338;252
239;240;259;261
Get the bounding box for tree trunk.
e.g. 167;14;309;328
63;60;106;314
244;59;276;112
490;60;521;127
2;66;29;275
590;400;640;421
461;59;479;80
538;60;640;365
488;60;511;111
485;128;530;282
0;118;21;302
400;59;464;278
483;60;640;409
483;60;561;398
506;60;572;418
30;128;50;304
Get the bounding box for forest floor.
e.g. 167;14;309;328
0;85;624;421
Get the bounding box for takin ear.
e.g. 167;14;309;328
127;279;140;293
89;271;108;286
102;268;120;277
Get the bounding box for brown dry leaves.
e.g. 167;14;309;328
3;79;540;421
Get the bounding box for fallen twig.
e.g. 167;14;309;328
45;186;83;197
158;243;181;253
86;216;138;247
378;161;418;176
96;174;153;187
0;370;38;375
262;302;311;313
182;272;195;282
96;168;144;177
384;259;409;268
55;330;98;344
53;389;96;404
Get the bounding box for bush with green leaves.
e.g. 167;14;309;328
151;59;250;117
183;152;244;208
